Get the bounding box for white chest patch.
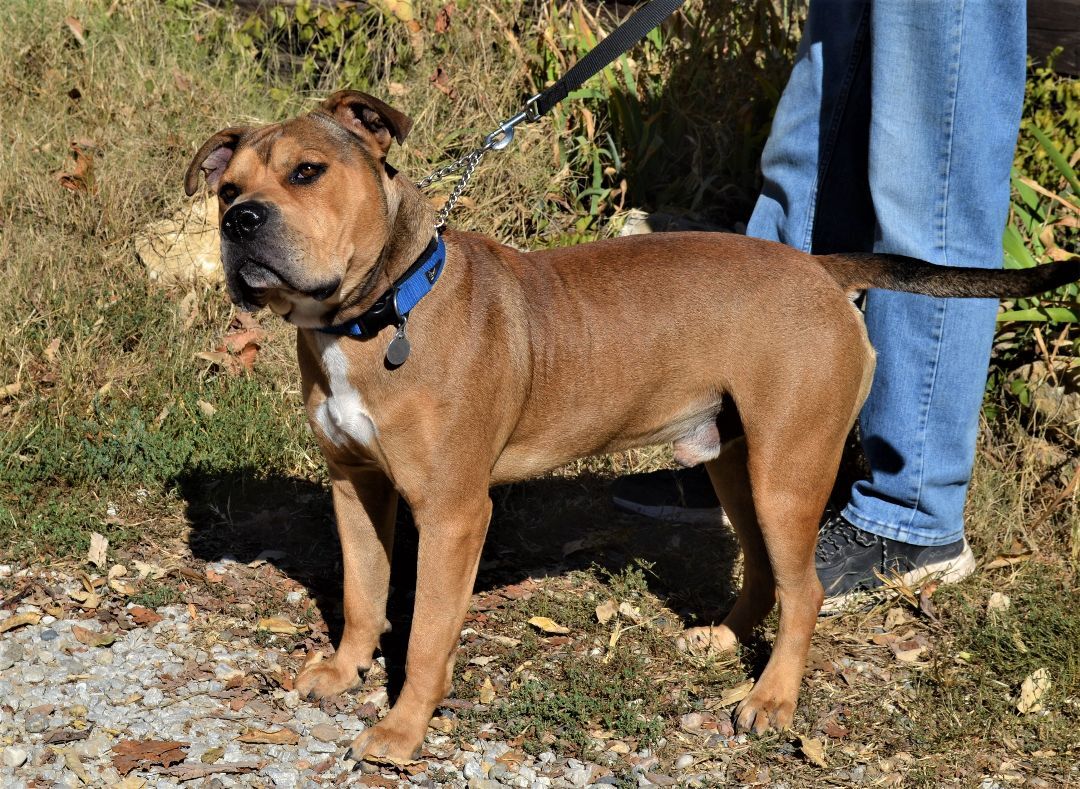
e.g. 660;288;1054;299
313;334;377;451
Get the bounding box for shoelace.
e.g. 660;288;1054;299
816;514;878;562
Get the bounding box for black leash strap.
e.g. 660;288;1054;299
531;0;687;118
419;0;686;228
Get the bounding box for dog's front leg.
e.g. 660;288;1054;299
347;491;492;763
296;463;397;699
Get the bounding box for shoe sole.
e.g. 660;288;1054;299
611;497;727;525
819;540;977;615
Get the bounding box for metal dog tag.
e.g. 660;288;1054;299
386;323;411;366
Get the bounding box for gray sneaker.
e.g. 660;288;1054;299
816;513;976;612
611;466;723;524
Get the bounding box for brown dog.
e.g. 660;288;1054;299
184;91;1080;762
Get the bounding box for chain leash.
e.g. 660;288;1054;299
416;147;488;230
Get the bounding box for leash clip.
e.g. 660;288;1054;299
482;93;542;152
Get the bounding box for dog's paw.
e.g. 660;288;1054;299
294;652;364;700
344;714;426;765
676;625;738;655
734;685;795;735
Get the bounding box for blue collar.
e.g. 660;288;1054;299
319;235;446;338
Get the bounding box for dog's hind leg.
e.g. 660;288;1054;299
678;436;775;654
296;463;397;700
730;367;863;734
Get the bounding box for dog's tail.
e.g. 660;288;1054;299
819;253;1080;299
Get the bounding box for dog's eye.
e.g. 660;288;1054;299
218;183;239;204
290;162;326;185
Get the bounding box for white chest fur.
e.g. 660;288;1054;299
312;334;377;451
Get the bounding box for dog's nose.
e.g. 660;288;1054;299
222;202;268;242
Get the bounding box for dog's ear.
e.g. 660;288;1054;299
184;127;248;196
319;90;413;155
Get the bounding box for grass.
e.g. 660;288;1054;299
1;0;1078;785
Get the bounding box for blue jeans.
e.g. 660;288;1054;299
746;0;1026;546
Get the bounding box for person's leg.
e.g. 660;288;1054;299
746;0;871;251
841;0;1026;546
811;0;1026;603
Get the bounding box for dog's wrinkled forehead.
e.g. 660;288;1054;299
236;115;377;176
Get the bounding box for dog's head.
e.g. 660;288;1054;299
184;91;425;326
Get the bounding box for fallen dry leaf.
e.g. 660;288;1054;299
237;728;299;745
883;606;909;631
200;746;224;764
112;740;188;776
206;320;268;375
430;66;458;99
1016;668;1051;714
478;676;496;704
115;776;148;789
132;560;167;580
87;532;108;568
429;716;455;733
161;761;268;780
68;589;100;610
257;617;305;635
891;636;928;663
128;606;163;626
358;752;427;774
0;382;21;399
527;616;569;635
196;399;217;417
595;598;618;624
64;16;85;46
71;624;118;648
799;735;828;768
0;612;42;633
63;749;92;784
56;139;96;193
718;680;754;708
918;580;940;621
43;337;61;364
434;2;454;33
985;551;1032;570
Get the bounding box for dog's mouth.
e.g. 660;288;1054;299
227;258;340;313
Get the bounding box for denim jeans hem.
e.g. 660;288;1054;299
841;503;964;547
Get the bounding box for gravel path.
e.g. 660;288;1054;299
0;567;684;788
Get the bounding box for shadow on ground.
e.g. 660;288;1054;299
173;467;743;692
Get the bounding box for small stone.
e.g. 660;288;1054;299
308;723;340;742
285;591;303;605
262;764;300;787
74;733;112;759
94;651;114;666
674;754;695;771
3;746;28;768
564;766;590;786
24;715;49;733
644;773;678;786
23;666;45;684
214;663;243;681
40;629;59;642
142;688;165;707
3;642;26;664
463;760;485;781
283;690;300;710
